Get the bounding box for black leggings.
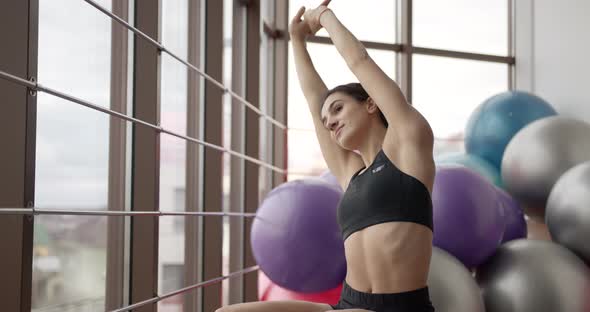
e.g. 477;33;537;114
330;281;435;312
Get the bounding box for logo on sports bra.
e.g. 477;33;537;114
372;164;385;173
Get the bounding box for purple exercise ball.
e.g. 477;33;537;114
432;166;504;268
495;186;527;243
251;179;346;293
319;170;342;191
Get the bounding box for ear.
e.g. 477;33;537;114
365;97;379;114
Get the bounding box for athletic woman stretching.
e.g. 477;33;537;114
217;1;436;311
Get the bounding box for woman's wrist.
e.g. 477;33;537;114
318;8;332;26
291;37;307;48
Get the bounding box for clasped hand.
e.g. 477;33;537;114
289;0;331;41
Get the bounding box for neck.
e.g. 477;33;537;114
357;122;389;167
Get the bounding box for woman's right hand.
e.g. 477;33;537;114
289;6;312;42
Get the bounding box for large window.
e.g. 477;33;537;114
287;0;513;180
5;0;284;311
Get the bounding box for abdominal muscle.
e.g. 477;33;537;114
343;221;433;294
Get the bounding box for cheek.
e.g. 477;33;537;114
347;108;365;124
342;106;358;119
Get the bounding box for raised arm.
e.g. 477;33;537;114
317;8;433;142
290;6;328;107
290;5;362;187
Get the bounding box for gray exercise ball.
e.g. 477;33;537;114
428;247;484;312
476;239;590;312
501;116;590;220
546;161;590;264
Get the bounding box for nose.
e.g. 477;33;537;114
328;119;339;131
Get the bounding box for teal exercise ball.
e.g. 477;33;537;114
465;91;557;171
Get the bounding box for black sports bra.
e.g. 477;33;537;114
337;149;433;240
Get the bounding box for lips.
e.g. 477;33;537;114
335;125;344;138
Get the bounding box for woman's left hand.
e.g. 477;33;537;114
303;0;331;35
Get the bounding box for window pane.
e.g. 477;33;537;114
33;0;111;310
35;0;111;208
288;43;396;129
289;0;396;44
222;0;233;306
412;54;508;155
33;215;108;311
287;129;326;180
159;1;188;312
413;0;508;55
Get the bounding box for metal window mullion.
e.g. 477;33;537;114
202;0;225;311
398;0;412;103
259;0;276;199
306;36;514;65
130;1;161;311
508;0;516;90
0;0;37;311
228;0;247;305
243;0;261;302
185;0;204;311
106;1;130;309
271;0;288;187
306;35;402;52
307;38;514;64
412;47;515;64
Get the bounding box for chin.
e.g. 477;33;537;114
337;133;361;151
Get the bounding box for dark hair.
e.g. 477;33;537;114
322;83;388;127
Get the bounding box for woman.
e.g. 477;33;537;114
217;1;436;311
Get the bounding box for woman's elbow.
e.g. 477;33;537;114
347;49;370;71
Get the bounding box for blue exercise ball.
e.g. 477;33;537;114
435;152;502;187
465;91;557;171
251;179;346;293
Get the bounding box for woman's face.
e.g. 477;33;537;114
320;92;370;150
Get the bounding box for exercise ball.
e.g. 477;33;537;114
258;271;342;304
502;116;590;220
432;166;504;268
465;91;557;170
495;186;527;243
428;247;485;312
251;179;346;293
546;161;590;264
319;170;342;191
435;152;502;187
476;239;590;312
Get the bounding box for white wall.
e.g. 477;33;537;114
515;0;590;123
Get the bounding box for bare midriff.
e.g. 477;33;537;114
343;221;433;294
